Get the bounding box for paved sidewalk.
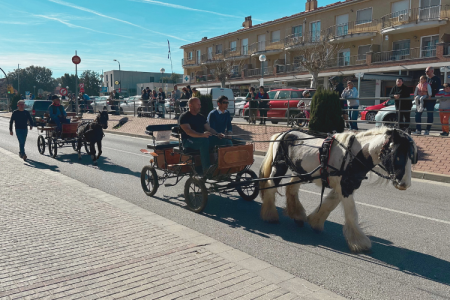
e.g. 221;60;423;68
0;147;345;300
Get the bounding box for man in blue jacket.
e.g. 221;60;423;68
207;95;233;149
49;95;69;131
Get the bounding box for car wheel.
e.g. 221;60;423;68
271;121;278;124
383;114;398;128
365;111;376;123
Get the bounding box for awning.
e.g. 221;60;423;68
363;74;413;81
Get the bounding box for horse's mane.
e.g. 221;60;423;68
334;127;390;145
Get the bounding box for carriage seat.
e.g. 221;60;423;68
173;146;200;156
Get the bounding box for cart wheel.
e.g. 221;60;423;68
72;140;78;151
37;136;45;155
184;177;208;213
141;166;159;197
236;169;259;201
84;141;90;154
48;139;58;158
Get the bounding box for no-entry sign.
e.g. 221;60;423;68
59;88;68;96
79;83;84;88
72;55;81;64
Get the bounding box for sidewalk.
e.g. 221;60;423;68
0;146;345;300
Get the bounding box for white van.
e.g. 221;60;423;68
195;88;235;115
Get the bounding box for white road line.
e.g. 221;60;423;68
299;189;450;225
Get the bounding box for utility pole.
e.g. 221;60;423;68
17;64;20;95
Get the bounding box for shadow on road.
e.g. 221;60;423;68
156;191;450;287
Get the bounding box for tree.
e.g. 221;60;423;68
57;73;78;94
80;70;101;96
161;73;181;84
308;87;344;133
288;33;341;88
7;66;57;95
199;94;213;117
203;57;245;88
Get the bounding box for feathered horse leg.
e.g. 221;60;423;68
307;188;341;232
341;193;372;253
285;178;307;226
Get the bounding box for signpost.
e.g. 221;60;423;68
355;72;364;97
73;51;81;114
59;88;68;96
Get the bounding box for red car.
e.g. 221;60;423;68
243;88;316;124
360;99;395;122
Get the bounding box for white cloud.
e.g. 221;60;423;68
48;0;190;42
0;21;31;25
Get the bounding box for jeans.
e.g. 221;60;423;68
183;137;210;174
16;129;28;156
415;100;436;131
209;135;232;150
259;108;268;124
157;103;165;118
348;105;359;130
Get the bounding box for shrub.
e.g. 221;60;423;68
308;86;345;133
199;93;213;117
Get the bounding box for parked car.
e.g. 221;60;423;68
119;95;143;115
360;99;395;122
165;99;174;112
234;97;247;116
242;88;316;124
195;88;235;115
23;100;52;125
91;96;113;112
375;99;441;130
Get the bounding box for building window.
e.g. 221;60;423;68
292;25;302;37
391;0;409;18
242;38;248;55
196;50;201;62
258;34;266;51
356;8;373;25
208;47;213;59
357;45;371;60
150;76;155;83
310;21;321;42
188;51;193;60
231;65;239;77
392;39;410;59
216;44;222;54
338;49;351;66
271;30;280;43
419;0;441;20
230;41;237;52
336;14;349;36
110;74;112;87
421;35;439;57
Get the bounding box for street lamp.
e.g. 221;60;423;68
33;86;36;96
160;68;165;88
259;54;266;86
113;59;121;93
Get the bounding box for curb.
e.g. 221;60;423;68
0;145;345;299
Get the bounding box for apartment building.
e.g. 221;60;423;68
180;0;450;97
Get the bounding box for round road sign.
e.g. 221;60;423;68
72;55;81;64
114;80;119;85
60;88;68;96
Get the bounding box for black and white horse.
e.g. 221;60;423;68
76;111;109;165
259;127;417;253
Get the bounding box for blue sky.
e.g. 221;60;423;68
0;0;335;78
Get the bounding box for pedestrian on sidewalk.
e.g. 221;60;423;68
390;78;412;133
172;85;182;119
341;81;359;130
257;86;269;125
413;75;432;135
246;87;258;124
9;100;33;160
437;83;450;137
157;88;166;118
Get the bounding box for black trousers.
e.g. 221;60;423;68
259;108;267;123
399;111;411;130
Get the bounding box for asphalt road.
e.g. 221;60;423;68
1;117;450;300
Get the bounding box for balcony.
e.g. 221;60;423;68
223;46;250;60
380;5;449;34
284;31;324;50
244;67;273;77
200;53;224;65
371;46;437;64
182;57;200;68
248;39;284;56
325;20;378;42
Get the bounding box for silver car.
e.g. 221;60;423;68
119;96;143;115
91;96;113;112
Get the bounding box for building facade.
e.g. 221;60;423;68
180;0;450;97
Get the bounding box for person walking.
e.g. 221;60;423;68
341;81;359;130
389;78;412;132
9;100;33;160
437;83;450;136
246;87;258;124
257;86;269;125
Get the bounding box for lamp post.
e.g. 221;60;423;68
259;54;266;86
160;68;165;88
113;59;121;93
33;86;36;96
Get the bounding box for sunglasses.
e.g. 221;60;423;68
221;102;229;104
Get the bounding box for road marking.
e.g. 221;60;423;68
299;189;450;225
102;146;149;157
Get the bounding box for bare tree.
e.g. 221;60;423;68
290;32;341;88
202;56;246;88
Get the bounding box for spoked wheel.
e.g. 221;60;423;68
184;177;208;213
72;140;78;151
84;141;90;154
141;166;159;197
236;169;259;201
48;138;58;158
37;136;45;155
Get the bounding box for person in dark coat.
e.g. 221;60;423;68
256;86;269;125
389;78;412;132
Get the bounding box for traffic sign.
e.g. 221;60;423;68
114;80;119;85
355;72;364;78
60;88;68;96
80;88;85;93
72;55;81;64
182;75;190;83
79;83;84;88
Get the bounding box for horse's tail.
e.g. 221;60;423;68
259;133;283;191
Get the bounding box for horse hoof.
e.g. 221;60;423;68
294;219;304;227
93;162;98;166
